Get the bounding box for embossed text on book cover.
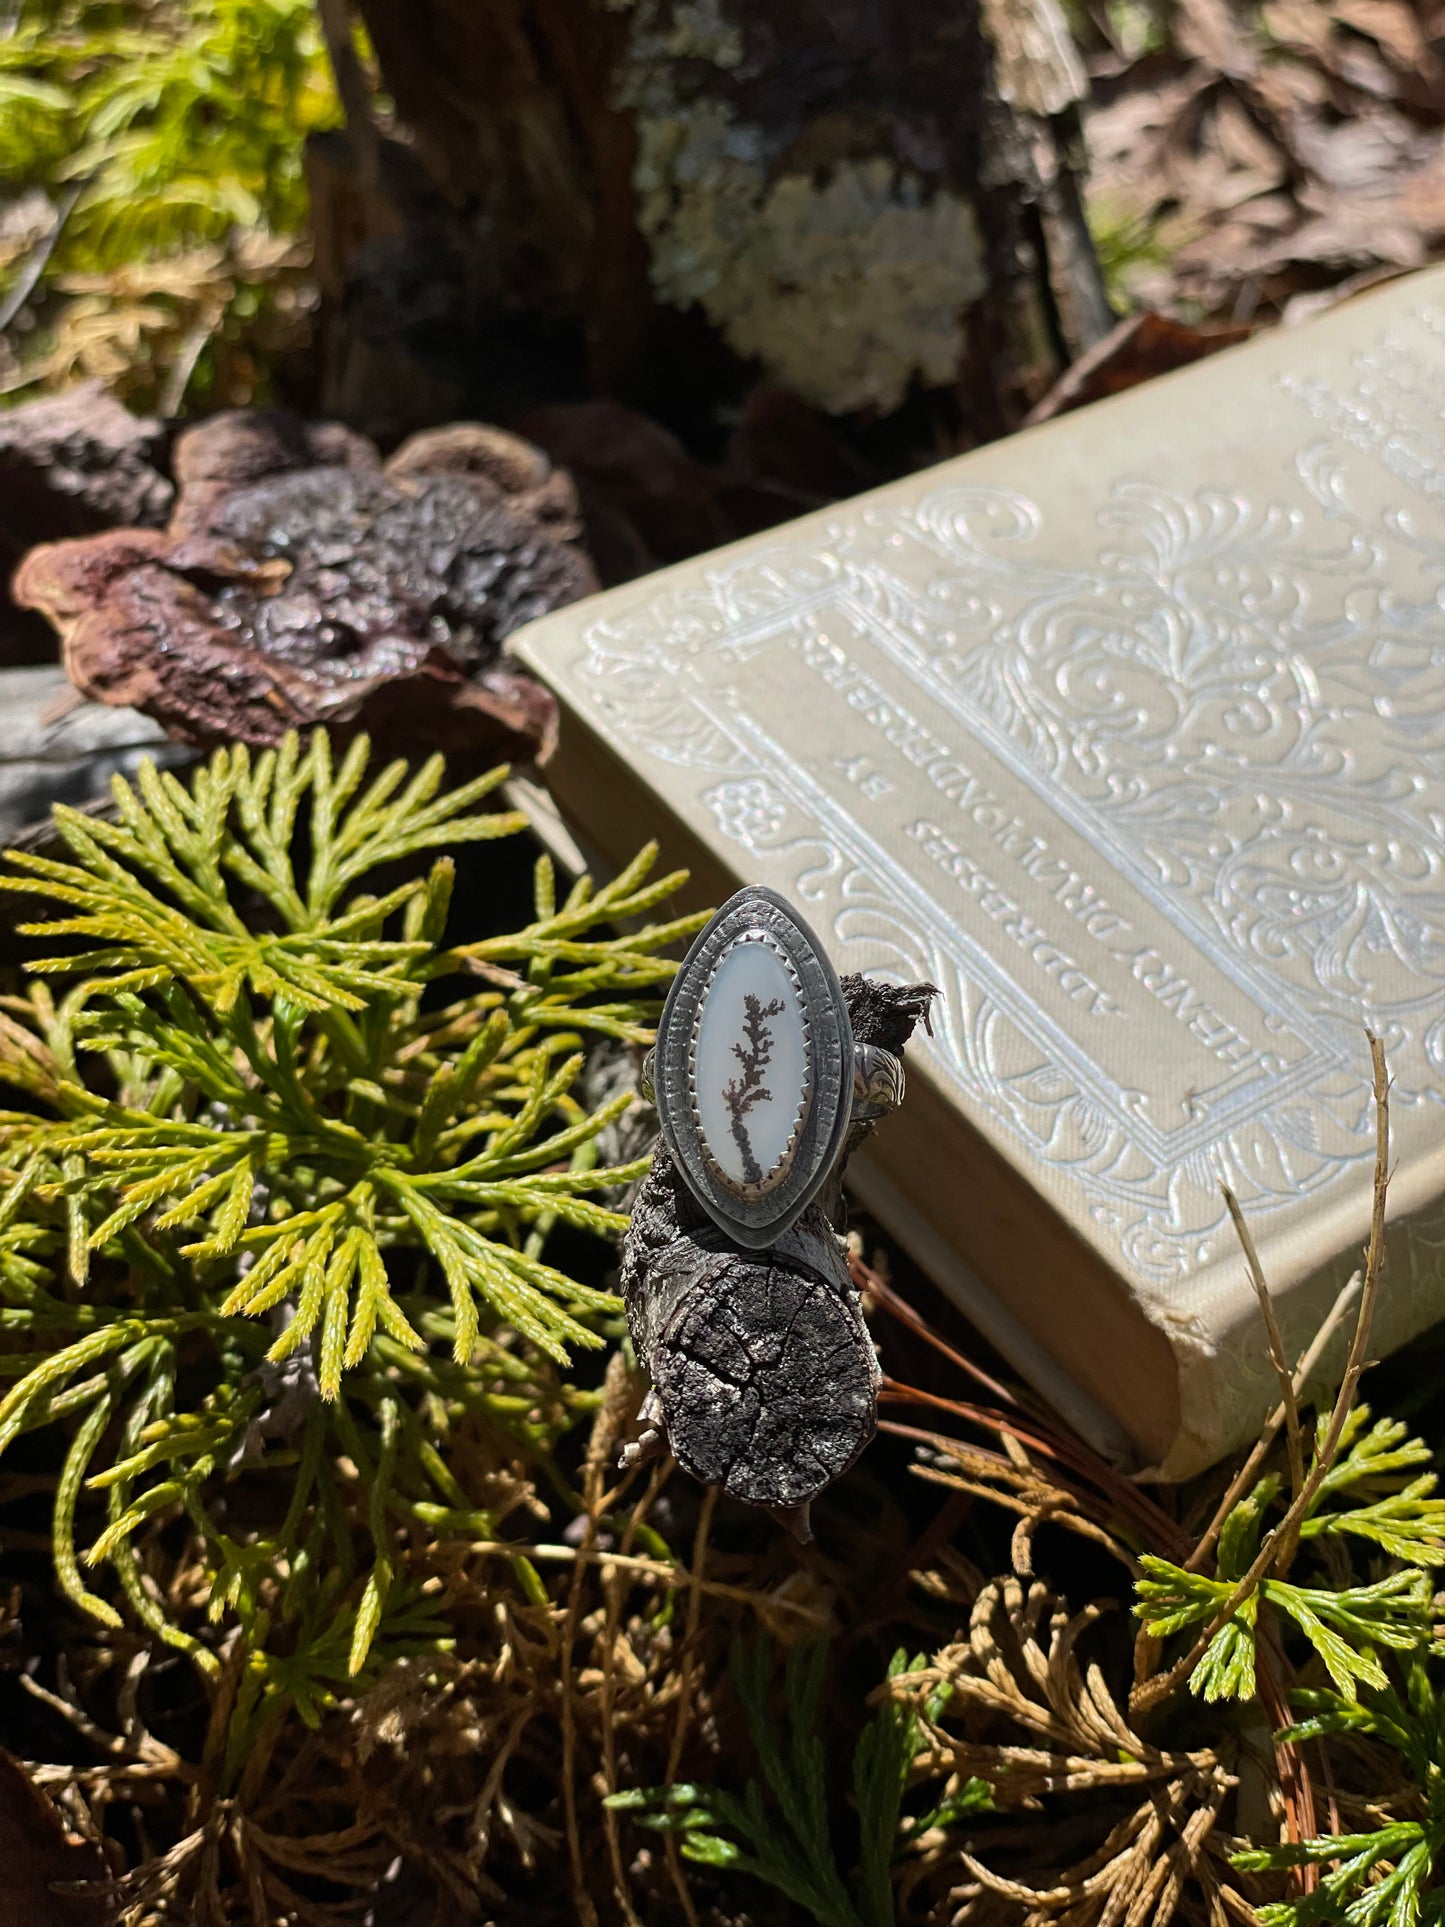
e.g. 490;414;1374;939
508;269;1445;1477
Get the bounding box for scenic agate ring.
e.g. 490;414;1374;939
641;886;904;1247
622;886;935;1537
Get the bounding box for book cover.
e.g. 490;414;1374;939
508;267;1445;1478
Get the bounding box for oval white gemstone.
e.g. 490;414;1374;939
691;938;810;1193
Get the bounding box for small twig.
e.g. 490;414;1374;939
27;1760;186;1788
315;0;383;191
597;1457;670;1927
1258;1629;1319;1897
666;1488;718;1785
1223;1183;1304;1503
20;1673;150;1761
36;683;85;728
159;307;220;419
1186;1271;1361;1575
1309;1033;1391;1487
1132;1033;1392;1722
463;1536;828;1618
1274;1029;1390;1579
559;1494;605;1927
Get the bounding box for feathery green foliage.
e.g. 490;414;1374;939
1;0;341;406
1232;1650;1445;1925
0;731;701;1743
2;0;333;267
1132;1382;1445;1924
1134;1407;1445;1703
607;1638;989;1927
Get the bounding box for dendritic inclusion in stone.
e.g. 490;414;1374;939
651;885;853;1248
690;933;811;1197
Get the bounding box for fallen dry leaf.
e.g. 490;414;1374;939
1083;0;1445;321
1024;309;1254;423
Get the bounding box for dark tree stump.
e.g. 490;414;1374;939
317;0;1112;455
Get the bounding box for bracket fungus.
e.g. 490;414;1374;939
14;410;596;761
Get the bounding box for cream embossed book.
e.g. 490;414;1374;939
508;268;1445;1479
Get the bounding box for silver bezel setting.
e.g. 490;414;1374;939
653;886;853;1248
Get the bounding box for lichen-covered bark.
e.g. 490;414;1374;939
333;0;1111;441
618;973;935;1536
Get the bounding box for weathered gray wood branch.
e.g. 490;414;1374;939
619;974;935;1540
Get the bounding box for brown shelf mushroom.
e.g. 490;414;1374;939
14;410;597;763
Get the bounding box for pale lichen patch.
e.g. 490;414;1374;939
614;0;990;412
606;0;743;69
664;0;743;65
724;161;988;413
635;120;989;413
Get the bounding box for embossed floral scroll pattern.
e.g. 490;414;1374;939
575;321;1445;1335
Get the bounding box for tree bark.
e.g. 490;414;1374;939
317;0;1112;454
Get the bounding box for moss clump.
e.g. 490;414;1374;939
0;0;341;410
